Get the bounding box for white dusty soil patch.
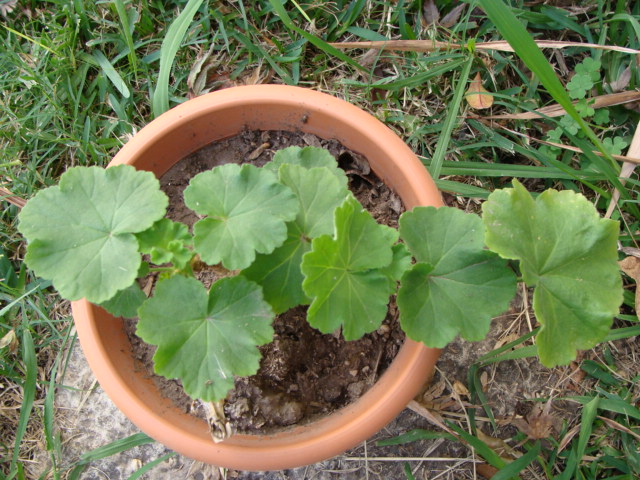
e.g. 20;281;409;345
53;337;478;479
52;292;638;479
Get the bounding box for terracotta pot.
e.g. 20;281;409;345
71;85;443;471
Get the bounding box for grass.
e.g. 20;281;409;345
1;0;639;478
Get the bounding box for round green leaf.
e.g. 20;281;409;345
398;206;516;348
242;164;349;313
242;223;310;314
482;180;622;366
184;164;299;270
136;275;274;401
301;196;399;339
98;283;146;318
264;146;348;189
18;165;168;303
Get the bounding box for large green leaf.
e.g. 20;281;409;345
98;282;146;318
18;165;167;303
301;196;399;340
482;180;622;366
242;164;348;313
136;275;274;401
242;223;309;313
184;164;299;270
397;207;516;348
264;146;348;189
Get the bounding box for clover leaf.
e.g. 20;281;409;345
18;165;168;303
301;195;399;340
567;73;593;100
482;180;622;367
242;164;349;313
575;57;601;82
184;164;299;270
602;136;628;156
136;275;274;401
264;146;348;189
397;207;516;348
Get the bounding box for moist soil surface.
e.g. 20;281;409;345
124;129;406;433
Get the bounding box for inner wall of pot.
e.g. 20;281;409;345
112;97;434;210
86;88;442;469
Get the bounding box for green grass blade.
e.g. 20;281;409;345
364;57;467;90
567;395;640;421
92;50;131;99
345;26;388;42
477;0;624;192
152;0;205;118
67;433;154;480
112;0;138;74
436;160;601;180
609;14;640;43
477;329;539;365
428;54;473;179
377;429;456;446
127;452;177;480
604;325;640;341
403;463;416;480
0;281;49;316
574;396;600;476
434;179;490;198
44;356;58;451
467;364;497;430
478;345;539;364
268;0;367;72
231;30;294;84
446;421;506;469
9;330;37;474
1;24;60;56
492;441;541;480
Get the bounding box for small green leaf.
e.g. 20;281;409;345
593;109;610;125
575;57;601;82
242;223;309;313
136;218;193;269
264;146;348;189
482;180;622;366
575;99;595;118
602;136;628;156
567;73;593;100
18;165;168;303
545;127;564;145
98;283;146;318
397;207;516;347
301;196;398;340
242;165;348;313
381;243;412;287
136;275;274;401
184;164;299;270
559;115;579;135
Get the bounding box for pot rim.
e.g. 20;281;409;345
72;85;443;470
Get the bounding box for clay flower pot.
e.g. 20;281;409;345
71;85;443;471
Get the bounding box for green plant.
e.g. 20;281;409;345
543;56;629;160
16;145;623;404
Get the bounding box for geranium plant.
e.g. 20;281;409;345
17;147;622;403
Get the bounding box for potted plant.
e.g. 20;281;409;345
17;85;622;470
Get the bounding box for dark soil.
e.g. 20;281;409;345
123;129;406;433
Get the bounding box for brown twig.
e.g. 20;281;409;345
329;39;640;55
0;186;26;209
